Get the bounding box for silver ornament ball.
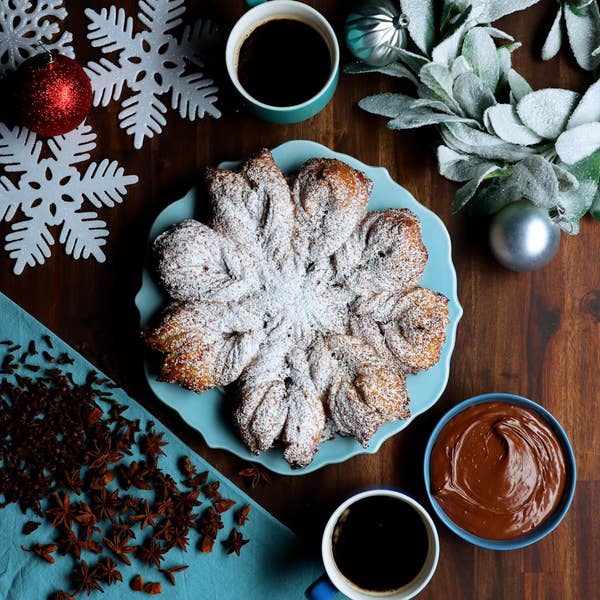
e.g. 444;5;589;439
489;200;561;272
345;0;409;67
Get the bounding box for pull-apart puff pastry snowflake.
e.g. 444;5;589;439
144;150;449;467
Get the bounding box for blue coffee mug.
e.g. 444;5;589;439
225;0;340;124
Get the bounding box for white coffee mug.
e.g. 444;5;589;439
306;489;440;600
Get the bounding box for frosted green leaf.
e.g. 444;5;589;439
387;111;478;130
437;145;498;182
394;48;429;73
461;28;500;92
441;122;534;161
505;155;560;208
419;63;462;113
451;56;472;78
358;93;415;118
481;27;514;41
432;20;469;67
564;1;600;71
484;104;543;145
452;72;496;120
507;69;532;102
559;150;600;226
497;43;522;89
516;89;580;139
344;62;418;84
468;0;541;23
411;99;453;113
541;6;563;61
451;164;502;212
567;79;600;128
551;163;579;192
591;187;600;220
467;176;520;215
555;122;600;164
400;0;435;55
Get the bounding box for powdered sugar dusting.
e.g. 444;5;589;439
145;149;450;467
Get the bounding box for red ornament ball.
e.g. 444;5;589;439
13;52;93;137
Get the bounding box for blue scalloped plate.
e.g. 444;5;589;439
135;140;462;475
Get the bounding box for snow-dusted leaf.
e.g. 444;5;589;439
497;43;522;89
481;27;514;42
469;0;541;23
0;124;42;172
59;211;107;261
432;17;469;66
451;56;472;78
441;122;534;161
516;89;580;139
452;164;502;213
344;61;418;84
452;72;496;120
483;104;543;145
359;93;416;118
169;72;221;120
411;99;453;113
388;111;477;130
419;63;462;112
564;1;600;71
437;145;498;182
555;122;600;164
467;176;520;215
394;47;429;73
400;0;435;55
138;0;185;35
505;155;560;208
541;6;563;61
461;28;500;92
559;150;600;225
84;6;135;54
567;79;600;129
508;69;532;102
551;163;579;192
119;88;168;150
85;58;128;106
47;124;97;166
78;159;139;208
5;219;54;275
0;0;74;75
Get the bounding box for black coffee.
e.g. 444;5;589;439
237;18;331;107
332;496;429;593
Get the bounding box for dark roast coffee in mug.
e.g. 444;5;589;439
331;495;430;593
236;17;332;107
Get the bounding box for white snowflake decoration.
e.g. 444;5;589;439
0;123;138;275
0;0;74;75
85;0;222;149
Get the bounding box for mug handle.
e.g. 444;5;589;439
245;0;269;6
305;574;339;600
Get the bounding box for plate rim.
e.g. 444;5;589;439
135;140;462;475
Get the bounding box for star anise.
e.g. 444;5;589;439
90;487;120;522
130;574;144;591
49;591;76;600
143;581;163;595
222;529;249;556
153;518;175;544
134;538;166;569
238;465;271;488
202;481;221;500
57;529;83;560
70;560;104;595
170;526;190;551
129;499;160;530
178;456;196;478
88;465;115;490
103;531;134;565
46;492;73;529
196;506;223;538
236;505;251;526
213;498;236;514
112;520;136;540
22;543;57;563
96;557;123;585
87;438;123;469
63;468;84;494
116;461;151;491
140;430;168;457
159;565;188;586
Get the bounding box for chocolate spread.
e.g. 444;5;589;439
430;401;566;540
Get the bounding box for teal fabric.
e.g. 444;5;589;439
0;291;323;599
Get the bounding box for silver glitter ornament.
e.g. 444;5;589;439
489;200;561;272
345;0;409;67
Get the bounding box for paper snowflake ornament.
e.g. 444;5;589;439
0;123;138;275
85;0;222;149
0;0;73;75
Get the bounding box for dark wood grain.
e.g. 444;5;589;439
1;1;598;598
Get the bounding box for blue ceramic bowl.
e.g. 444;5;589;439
423;393;576;550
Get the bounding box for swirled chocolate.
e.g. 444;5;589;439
430;401;566;540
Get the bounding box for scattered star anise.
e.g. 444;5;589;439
236;505;251;526
213;498;236;514
103;531;135;565
140;430;168;457
143;581;163;595
57;529;83;560
222;529;249;556
22;543;57;564
63;469;84;494
116;461;151;491
199;536;215;553
97;557;123;585
130;499;160;530
130;574;144;591
159;565;188;586
70;560;104;595
90;487;120;522
134;538;166;569
196;506;223;539
46;492;73;529
238;465;271;488
202;481;221;500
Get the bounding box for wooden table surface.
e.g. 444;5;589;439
1;1;598;598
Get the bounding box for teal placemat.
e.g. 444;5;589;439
0;291;323;599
